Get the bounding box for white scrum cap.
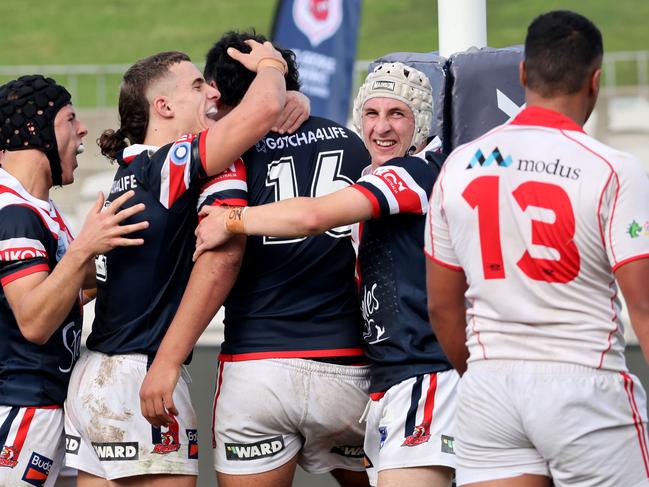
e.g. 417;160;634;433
352;62;433;152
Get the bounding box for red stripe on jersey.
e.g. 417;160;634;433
559;129;621;264
13;407;36;457
612;253;649;273
211;361;225;449
597;171;615;249
424;252;463;271
372;168;425;214
420;373;438;435
621;372;649;477
1;263;49;286
168;159;188;208
218;348;365;362
598;279;619;369
351;185;380;218
0;188;56;239
211;198;247;207
199;130;208;175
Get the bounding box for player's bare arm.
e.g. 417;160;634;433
193;187;373;261
615;259;649;364
3;190;147;344
272;90;310;134
426;259;469;375
204;40;287;176
140;236;245;427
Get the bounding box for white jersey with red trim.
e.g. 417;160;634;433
426;106;649;371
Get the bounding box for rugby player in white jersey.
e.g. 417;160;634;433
425;10;649;487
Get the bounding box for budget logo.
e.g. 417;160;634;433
467;147;512;169
225;436;285;461
330;445;364;458
293;0;343;47
187;429;199;460
21;452;52;486
92;442;139;461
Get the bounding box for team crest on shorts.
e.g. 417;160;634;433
21;452;52;486
378;426;388;450
0;445;18;467
401;424;431;447
152;419;180;454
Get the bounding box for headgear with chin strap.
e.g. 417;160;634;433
353;62;433;154
0;75;72;186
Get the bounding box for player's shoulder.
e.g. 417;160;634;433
0;203;47;237
565;130;642;171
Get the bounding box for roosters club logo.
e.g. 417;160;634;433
293;0;343;47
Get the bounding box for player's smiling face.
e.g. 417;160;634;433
167;61;220;134
361;97;415;167
54;104;88;185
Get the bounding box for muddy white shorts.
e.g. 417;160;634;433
0;405;64;487
212;358;370;475
364;370;459;486
64;351;198;480
456;360;649;487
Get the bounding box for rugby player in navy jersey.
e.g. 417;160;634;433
140;31;372;487
0;75;147;487
193;63;459;487
63;43;289;487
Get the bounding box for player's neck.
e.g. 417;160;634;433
525;90;593;128
1;150;52;201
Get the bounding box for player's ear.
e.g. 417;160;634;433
519;60;527;88
152;95;173;119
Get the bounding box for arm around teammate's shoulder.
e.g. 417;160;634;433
203;41;286;177
615;259;649;364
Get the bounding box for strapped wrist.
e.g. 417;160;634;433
256;57;288;76
224;206;248;235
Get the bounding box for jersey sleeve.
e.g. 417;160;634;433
0;206;50;286
351;156;435;218
603;155;649;271
197;157;248;212
156;131;209;209
424;167;462;270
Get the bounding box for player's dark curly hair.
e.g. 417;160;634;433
524;10;603;97
98;51;191;160
204;31;300;108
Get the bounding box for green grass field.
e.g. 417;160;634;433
2;0;647;105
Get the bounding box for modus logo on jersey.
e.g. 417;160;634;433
466;147;512;169
225;436;285;461
293;0;343;47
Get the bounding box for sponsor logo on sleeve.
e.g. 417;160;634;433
21;452;52;486
187;429;199;460
441;435;455;454
224;436;285;461
0;445;18;467
627;220;649;238
92;442;139;461
65;435;80;455
329;445;364;458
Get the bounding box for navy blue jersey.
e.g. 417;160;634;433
0;169;82;406
88;132;244;359
201;117;370;359
351;146;453;393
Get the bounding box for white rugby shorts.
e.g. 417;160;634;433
64;351;199;480
456;360;649;486
0;405;64;487
212;358;370;475
363;370;459;486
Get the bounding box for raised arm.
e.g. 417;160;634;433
3;191;147;344
193;186;373;260
204;40;287;176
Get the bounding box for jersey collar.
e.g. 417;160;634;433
118;144;161;165
510;106;585;133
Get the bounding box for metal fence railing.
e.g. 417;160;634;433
0;51;647;108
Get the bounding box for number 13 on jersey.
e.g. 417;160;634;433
463;175;580;283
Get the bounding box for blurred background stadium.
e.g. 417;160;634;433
3;1;647;485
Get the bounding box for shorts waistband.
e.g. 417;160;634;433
468;359;626;376
225;357;371;379
87;350;192;383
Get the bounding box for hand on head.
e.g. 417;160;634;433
226;39;287;75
